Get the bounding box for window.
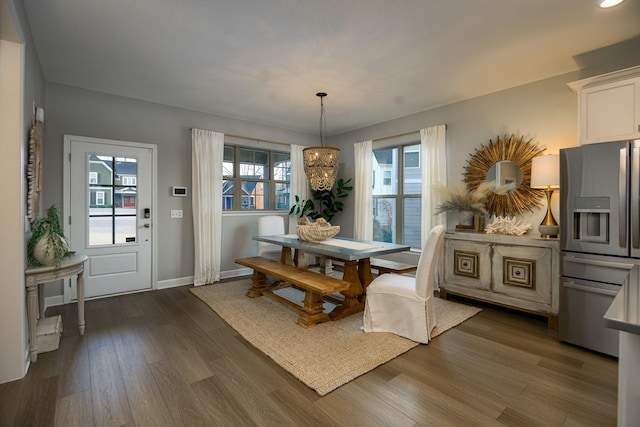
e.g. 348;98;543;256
372;143;422;249
121;176;136;185
89;172;98;184
96;191;105;206
223;145;290;211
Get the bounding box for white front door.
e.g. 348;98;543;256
64;135;156;300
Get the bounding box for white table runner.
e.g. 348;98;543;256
281;234;382;251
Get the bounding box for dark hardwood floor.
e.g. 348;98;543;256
0;282;618;426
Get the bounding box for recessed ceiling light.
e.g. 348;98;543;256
597;0;624;8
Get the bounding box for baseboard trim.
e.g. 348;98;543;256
157;276;194;289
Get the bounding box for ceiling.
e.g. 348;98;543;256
21;0;640;135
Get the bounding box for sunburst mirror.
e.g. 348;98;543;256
463;134;546;217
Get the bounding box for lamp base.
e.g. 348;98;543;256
538;224;559;238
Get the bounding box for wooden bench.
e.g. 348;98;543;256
370;258;417;275
235;256;351;328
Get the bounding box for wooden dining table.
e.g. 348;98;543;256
253;234;411;320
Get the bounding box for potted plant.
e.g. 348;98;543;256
434;181;493;228
27;205;70;267
289;178;353;223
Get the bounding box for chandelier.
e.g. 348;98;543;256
303;92;340;191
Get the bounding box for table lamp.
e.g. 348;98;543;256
531;154;560;238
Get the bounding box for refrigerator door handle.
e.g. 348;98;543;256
564;255;635;271
620;147;628;248
632;144;640;249
562;281;620;297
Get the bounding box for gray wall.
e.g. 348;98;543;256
39;42;640;292
330;53;640;239
42;84;316;286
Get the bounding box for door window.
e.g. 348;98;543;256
88;155;138;245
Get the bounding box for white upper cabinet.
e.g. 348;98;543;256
568;66;640;145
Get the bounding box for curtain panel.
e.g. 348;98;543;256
191;128;224;286
354;140;373;240
288;144;310;233
421;125;447;245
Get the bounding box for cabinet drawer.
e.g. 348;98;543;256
443;240;491;290
492;245;551;305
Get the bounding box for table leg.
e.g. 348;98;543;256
26;284;38;362
281;247;294;265
329;260;364;320
38;283;45;319
358;258;374;294
77;271;86;335
293;249;308;269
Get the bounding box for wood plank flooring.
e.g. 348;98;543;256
0;283;618;426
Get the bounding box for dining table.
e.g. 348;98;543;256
253;234;411;320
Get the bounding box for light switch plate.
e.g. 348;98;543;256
170;210;183;218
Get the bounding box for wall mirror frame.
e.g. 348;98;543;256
464;134;545;217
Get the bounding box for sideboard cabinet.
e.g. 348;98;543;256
439;232;560;327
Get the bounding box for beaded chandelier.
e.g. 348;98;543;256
303;92;340;191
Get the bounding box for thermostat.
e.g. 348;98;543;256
172;186;187;197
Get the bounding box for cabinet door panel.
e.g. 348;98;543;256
492;245;551;305
443;240;491;290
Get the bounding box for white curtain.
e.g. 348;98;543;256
354;140;373;240
289;144;310;233
421;125;447;245
191;128;224;286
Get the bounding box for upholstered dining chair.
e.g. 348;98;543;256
257;215;286;260
363;224;447;343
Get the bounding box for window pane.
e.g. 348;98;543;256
403;197;422;249
403;144;422;195
275;183;290;209
115;216;137;244
223;146;234;177
373;197;396;243
115;187;137;212
90;186;113;207
240;148;268;179
372;148;397;195
273;152;290;181
222;180;234;210
241;181;268;210
89;216;112;246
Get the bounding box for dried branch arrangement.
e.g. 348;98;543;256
464;134;545;216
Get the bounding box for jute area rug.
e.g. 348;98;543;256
191;279;481;396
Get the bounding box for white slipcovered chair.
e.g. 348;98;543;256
363;224;447;343
257;215;286;260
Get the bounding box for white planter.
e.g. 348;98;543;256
32;232;68;266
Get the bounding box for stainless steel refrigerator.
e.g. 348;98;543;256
560;140;640;357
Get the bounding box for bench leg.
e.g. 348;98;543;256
246;270;269;298
297;291;330;328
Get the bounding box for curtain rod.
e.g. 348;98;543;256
373;124;448;143
190;128;291;147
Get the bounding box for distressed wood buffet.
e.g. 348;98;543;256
439;232;560;328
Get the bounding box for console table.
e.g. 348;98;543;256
24;253;88;362
440;232;560;327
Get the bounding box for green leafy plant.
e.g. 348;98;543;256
433;181;493;215
289;178;353;223
27;205;69;267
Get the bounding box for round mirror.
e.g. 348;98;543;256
486;160;523;195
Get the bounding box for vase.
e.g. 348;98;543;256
458;210;474;227
33;232;68;266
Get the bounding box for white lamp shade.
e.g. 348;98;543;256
530;154;559;189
